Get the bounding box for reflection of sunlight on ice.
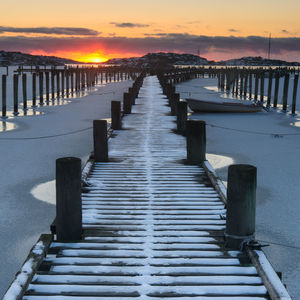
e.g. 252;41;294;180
0;121;17;132
207;153;234;170
290;120;300;127
31;180;55;205
207;153;234;188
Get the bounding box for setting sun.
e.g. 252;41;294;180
68;52;109;63
77;53;108;63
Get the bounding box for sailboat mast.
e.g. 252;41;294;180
267;33;271;60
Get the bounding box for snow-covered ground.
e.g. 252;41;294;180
176;77;300;299
0;74;133;297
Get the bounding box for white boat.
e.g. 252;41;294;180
186;98;262;113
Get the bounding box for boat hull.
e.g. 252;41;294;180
186;98;262;113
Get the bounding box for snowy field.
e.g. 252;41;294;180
0;71;133;297
176;77;300;299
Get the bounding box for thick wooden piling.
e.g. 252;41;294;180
66;71;69;97
45;72;50;102
39;72;44;105
177;101;187;135
273;73;280;108
267;71;273;107
61;71;65;97
111;101;122;130
71;72;74;94
225;164;257;249
171;93;180;116
51;71;55;100
93;120;108;162
2;75;6;117
239;72;244;98
186;120;206;164
13;74;19;115
123;92;131;114
260;71;265;102
282;74;290;111
291;74;299;115
32;73;37;106
243;71;248;99
56;71;60;97
254;72;259;101
22;74;27;110
56;157;82;241
248;72;252;99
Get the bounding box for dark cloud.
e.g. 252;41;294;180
0;34;299;60
281;29;289;34
228;29;239;33
0;26;99;36
110;22;149;28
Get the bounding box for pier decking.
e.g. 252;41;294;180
4;76;290;299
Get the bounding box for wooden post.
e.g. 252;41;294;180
273;73;280;108
123;92;131;114
56;71;60;97
2;75;6;117
177;101;187;135
22;73;27;110
171;93;180;116
248;72;252;99
225;164;257;249
111;101;122;130
291;73;299;115
267;71;273;107
186;120;206;164
220;72;225;91
282;74;290;112
243;71;248;99
93;120;108;162
32;73;37;106
45;72;50;102
61;71;65;97
239;72;244;98
66;71;69;98
39;72;44;105
234;74;239;96
13;74;19;115
254;72;259;101
51;71;55;100
56;157;82;241
71;72;74;94
260;71;265;102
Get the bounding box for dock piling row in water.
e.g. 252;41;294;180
0;66;138;118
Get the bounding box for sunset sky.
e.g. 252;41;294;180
0;0;300;62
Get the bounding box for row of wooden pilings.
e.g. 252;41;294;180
163;66;299;114
158;72;256;250
1;66;137;117
217;68;299;114
54;71;146;241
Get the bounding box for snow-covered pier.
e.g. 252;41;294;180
3;76;291;299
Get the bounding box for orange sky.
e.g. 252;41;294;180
0;0;300;62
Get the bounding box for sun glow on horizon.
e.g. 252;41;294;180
74;53;109;63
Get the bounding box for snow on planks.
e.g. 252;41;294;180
22;76;268;299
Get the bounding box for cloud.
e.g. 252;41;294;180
110;22;149;28
0;34;299;61
0;26;99;36
228;29;240;33
281;29;289;34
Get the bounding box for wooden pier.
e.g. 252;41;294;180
3;76;290;299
